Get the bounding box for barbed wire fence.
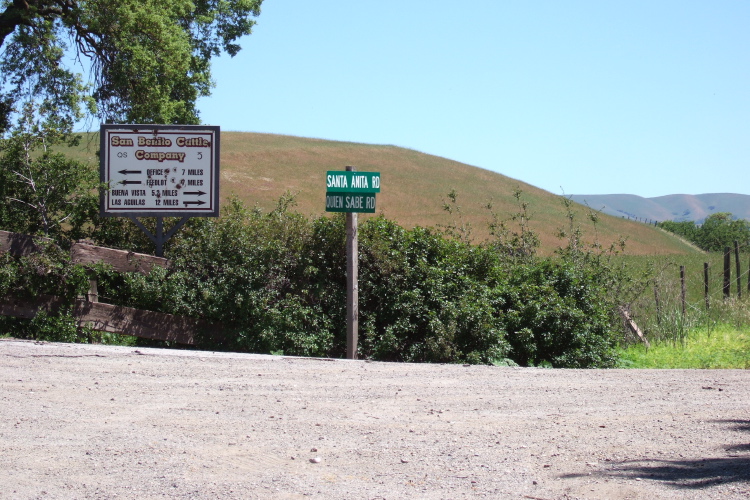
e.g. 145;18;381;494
624;241;750;345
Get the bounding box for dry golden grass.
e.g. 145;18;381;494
69;131;700;256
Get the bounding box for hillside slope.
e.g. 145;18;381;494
73;132;700;256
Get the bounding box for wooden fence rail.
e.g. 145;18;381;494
70;242;170;274
0;230;212;345
0;231;52;257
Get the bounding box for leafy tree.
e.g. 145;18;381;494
657;220;699;243
0;0;263;126
658;213;750;252
0;102;97;239
696;212;750;252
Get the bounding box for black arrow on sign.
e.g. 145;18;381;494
183;191;206;196
121;180;142;185
118;169;142;175
183;200;206;207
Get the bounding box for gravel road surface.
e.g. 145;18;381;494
1;338;748;499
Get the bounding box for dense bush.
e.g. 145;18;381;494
2;195;626;367
95;197;345;356
358;217;509;363
501;259;618;367
0;241;87;304
0;240;97;342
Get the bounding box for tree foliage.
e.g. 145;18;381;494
659;213;750;252
0;102;97;238
695;213;750;252
0;0;263;127
657;220;699;245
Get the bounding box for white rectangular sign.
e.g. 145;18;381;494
100;125;220;217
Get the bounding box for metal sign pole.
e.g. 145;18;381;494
345;165;359;359
129;216;190;257
324;166;380;359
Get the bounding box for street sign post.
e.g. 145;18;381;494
325;167;382;359
100;124;220;256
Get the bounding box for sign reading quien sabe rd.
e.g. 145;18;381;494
100;125;220;217
325;192;376;213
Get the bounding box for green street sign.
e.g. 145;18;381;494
326;171;380;193
325;192;376;213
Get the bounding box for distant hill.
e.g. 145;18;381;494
68;132;701;256
569;193;750;223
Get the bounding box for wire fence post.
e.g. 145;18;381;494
704;262;710;311
723;247;731;299
734;240;742;299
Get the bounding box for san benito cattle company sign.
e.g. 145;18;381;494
100;124;220;217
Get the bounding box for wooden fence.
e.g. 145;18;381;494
0;230;212;345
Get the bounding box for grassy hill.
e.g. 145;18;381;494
72;131;700;256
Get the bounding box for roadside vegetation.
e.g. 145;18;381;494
1;184;632;367
2;183;749;368
619;323;750;369
615;248;750;368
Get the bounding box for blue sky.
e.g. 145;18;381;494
196;1;750;198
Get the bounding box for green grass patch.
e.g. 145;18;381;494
618;323;750;369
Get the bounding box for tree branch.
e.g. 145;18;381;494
0;0;77;49
7;196;39;211
0;0;33;48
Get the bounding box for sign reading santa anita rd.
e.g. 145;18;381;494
100;125;220;217
326;171;380;193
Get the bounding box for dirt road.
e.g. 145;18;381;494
1;338;748;499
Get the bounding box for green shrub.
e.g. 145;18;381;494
2;194;628;366
109;197;347;357
501;259;619;367
0;240;100;343
359;217;509;364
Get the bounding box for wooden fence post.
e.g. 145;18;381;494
734;240;742;299
704;262;710;311
723;247;731;299
87;276;99;303
618;306;650;348
653;283;661;326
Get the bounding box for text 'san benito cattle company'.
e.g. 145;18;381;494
100;125;220;217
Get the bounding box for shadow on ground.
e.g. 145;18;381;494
562;420;750;489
